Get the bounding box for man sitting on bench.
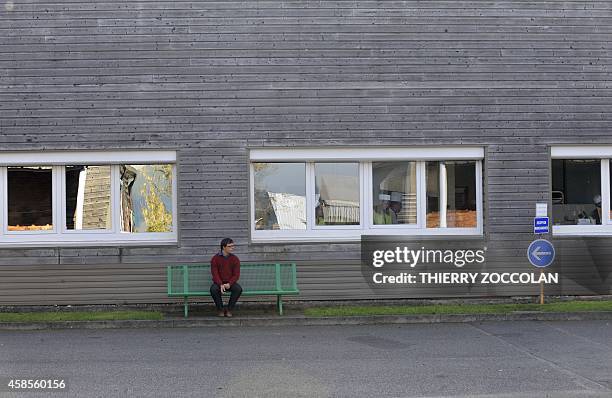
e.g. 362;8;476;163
210;238;242;317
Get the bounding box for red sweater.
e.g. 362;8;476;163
210;253;240;285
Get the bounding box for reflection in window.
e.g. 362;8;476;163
372;162;417;225
426;161;477;228
315;163;360;225
8;166;53;231
120;164;173;233
426;162;441;228
552;159;601;225
66;166;111;230
253;163;306;230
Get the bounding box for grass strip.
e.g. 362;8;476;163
0;311;163;323
304;300;612;317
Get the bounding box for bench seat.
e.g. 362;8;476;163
167;263;299;317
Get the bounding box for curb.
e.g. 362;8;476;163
1;311;611;330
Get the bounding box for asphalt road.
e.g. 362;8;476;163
0;320;610;398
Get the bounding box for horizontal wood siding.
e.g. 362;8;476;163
1;1;611;304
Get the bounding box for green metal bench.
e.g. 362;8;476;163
167;263;299;317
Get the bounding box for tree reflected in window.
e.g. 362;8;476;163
120;164;173;233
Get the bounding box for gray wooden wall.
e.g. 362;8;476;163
1;1;611;305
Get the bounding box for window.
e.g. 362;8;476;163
0;151;177;247
120;164;174;233
315;163;360;226
426;161;477;228
551;146;612;235
253;162;306;230
8;166;54;232
66;165;111;231
372;162;417;225
250;147;483;242
552;159;601;226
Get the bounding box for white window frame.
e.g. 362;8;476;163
552;146;612;236
249;147;484;242
0;151;178;247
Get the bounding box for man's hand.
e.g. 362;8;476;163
223;283;231;291
220;283;226;293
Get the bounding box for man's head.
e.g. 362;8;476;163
390;201;402;213
379;193;391;210
220;238;235;255
594;194;602;206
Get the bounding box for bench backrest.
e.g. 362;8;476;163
167;263;298;295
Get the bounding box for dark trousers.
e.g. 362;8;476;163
210;283;242;311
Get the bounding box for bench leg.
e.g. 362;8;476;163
276;295;283;316
184;296;189;318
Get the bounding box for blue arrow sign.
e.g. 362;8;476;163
527;239;555;268
534;217;549;234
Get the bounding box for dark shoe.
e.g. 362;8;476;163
225;310;233;318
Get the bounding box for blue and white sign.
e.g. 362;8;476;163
534;217;549;234
527;239;555;268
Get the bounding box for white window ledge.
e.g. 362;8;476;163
250;146;484;161
551;146;612;159
0;234;178;248
553;225;612;237
0;150;176;165
251;229;483;243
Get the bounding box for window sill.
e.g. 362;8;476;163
0;235;178;248
553;225;612;237
251;229;483;244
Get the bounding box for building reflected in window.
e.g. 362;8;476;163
315;163;360;226
120;164;173;233
253;163;306;230
372;162;417;225
66;165;111;230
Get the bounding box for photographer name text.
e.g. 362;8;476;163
373;272;558;285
